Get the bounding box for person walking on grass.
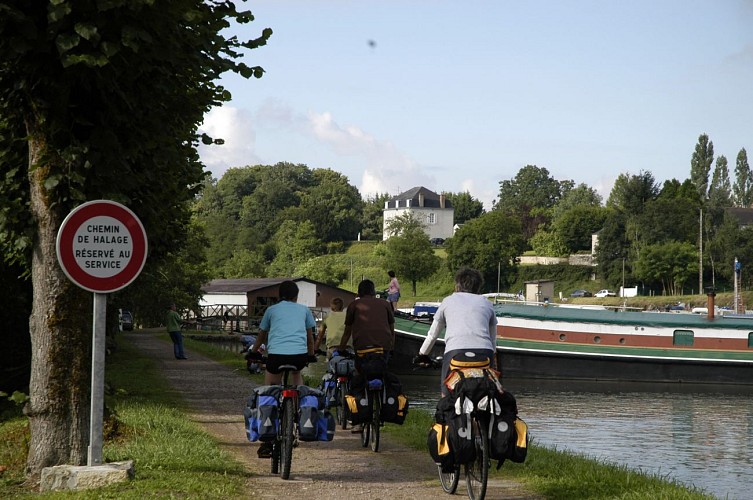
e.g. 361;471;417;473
166;303;187;360
386;270;400;311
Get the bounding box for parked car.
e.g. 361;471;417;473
594;289;616;298
430;237;445;246
570;289;592;298
119;309;133;331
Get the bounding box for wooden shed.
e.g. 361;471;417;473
200;278;357;329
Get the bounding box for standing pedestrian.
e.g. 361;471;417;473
386;270;400;311
166;304;187;360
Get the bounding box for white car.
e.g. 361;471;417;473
594;289;616;298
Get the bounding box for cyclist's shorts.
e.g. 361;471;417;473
265;353;308;374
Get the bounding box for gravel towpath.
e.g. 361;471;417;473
124;331;540;499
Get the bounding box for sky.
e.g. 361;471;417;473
197;0;753;210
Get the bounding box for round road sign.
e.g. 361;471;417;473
56;200;148;293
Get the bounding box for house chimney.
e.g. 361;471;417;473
705;287;716;320
418;192;424;207
440;194;445;209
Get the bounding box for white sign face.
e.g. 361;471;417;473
57;200;148;293
72;215;133;278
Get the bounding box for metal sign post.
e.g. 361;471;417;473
56;200;147;465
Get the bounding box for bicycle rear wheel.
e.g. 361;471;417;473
280;398;295;480
438;464;460;494
370;396;381;452
465;417;489;500
337;380;349;430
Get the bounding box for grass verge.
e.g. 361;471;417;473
383;409;714;500
0;337;249;499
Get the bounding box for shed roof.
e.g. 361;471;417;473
202;277;301;294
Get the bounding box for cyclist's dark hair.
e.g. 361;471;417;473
357;279;376;297
455;268;484;294
330;297;344;311
388;270;395;278
279;280;299;301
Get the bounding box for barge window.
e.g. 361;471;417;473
673;330;694;346
749;333;753;348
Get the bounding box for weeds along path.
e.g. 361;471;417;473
124;331;538;499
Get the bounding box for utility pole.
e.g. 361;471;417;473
698;208;703;294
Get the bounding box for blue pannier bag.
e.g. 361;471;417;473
320;372;338;408
244;385;281;442
317;409;336;441
298;386;327;442
328;355;355;377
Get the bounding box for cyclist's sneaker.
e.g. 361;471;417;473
257;442;273;458
351;424;363;433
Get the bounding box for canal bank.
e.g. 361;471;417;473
124;330;539;499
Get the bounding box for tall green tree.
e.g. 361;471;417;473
0;1;270;474
551;205;607;253
384;225;440;296
444;191;484;224
708;155;732;208
733;148;752;207
496;165;566;242
445;211;525;291
594;209;629;286
633;241;699;295
240;162;314;243
690;133;714;202
551;183;602;219
298;168;363;242
606;170;659;215
360;193;390;240
268;219;323;277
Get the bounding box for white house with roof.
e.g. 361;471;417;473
382;186;454;240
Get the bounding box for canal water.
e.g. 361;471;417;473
206;338;750;498
395;373;752;500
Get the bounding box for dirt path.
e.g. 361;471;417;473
124;331;539;499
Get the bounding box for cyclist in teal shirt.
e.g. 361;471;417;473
246;280;316;387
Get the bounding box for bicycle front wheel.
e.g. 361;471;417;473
280;398;295;480
438;464;460;494
360;418;370;447
370;396;381;452
465;417;489;500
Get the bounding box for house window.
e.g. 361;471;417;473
673;330;694;346
427;213;436;224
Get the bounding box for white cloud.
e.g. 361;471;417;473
303;110;433;197
197;106;261;180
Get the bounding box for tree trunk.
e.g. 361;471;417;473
24;131;92;478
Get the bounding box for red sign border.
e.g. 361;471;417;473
56;200;148;293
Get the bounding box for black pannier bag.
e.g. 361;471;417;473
380;372;409;425
430;394;476;467
345;374;372;424
356;347;387;380
428;422;454;472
